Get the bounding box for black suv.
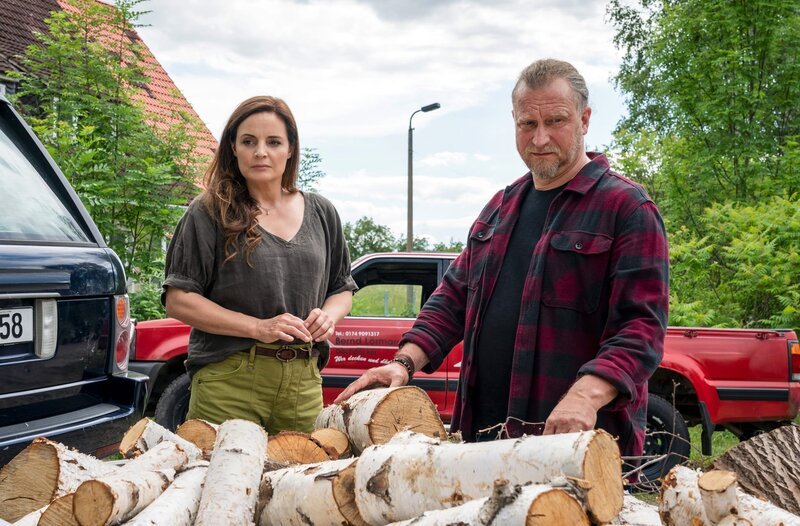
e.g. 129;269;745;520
0;95;147;465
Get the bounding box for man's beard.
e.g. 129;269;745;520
528;129;584;180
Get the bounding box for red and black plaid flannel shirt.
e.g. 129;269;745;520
400;153;669;458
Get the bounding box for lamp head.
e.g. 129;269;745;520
421;103;441;112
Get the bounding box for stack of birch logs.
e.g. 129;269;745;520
1;385;796;525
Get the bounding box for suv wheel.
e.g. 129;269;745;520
637;394;691;488
154;373;191;431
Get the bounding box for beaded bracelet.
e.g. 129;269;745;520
390;354;415;383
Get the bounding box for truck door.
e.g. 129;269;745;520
325;256;451;419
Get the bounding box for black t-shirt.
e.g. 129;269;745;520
472;183;564;438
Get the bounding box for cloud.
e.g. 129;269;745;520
137;0;621;140
418;151;493;167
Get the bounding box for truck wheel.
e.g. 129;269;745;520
154;373;191;432
639;394;691;487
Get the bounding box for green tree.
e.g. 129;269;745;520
608;0;800;227
343;217;400;260
10;0;204;283
396;235;431;253
431;239;464;253
298;147;325;191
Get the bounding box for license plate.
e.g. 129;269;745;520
0;307;34;345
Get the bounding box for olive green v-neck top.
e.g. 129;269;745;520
162;192;357;376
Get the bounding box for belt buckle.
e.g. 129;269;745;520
275;346;298;362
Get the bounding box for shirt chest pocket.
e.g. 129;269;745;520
542;231;613;313
467;220;494;290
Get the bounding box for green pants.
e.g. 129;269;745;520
186;346;323;435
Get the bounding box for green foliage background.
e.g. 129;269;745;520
8;0;206;321
608;0;800;331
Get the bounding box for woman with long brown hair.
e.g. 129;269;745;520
162;96;356;434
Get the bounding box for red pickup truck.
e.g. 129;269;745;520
131;252;800;484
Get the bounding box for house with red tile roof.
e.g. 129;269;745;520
0;0;217;162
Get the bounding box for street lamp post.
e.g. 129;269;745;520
407;102;441;252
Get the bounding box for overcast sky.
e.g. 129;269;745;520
138;0;627;245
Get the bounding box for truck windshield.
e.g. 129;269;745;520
0;120;89;243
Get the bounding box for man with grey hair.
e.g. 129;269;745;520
337;59;669;463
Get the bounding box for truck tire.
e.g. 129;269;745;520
639;393;691;486
154;373;191;432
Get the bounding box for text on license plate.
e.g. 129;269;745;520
0;307;34;345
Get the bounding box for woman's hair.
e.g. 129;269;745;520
202;96;301;264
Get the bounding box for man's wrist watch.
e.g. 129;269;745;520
391;354;415;383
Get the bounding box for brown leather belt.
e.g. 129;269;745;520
248;343;319;362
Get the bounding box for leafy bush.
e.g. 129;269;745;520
668;195;800;332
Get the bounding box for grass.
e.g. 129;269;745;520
351;284;421;318
687;425;739;469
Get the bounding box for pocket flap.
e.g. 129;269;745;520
550;231;612;254
469;220;494;242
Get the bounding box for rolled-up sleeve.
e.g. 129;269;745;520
578;201;669;408
161;200;218;305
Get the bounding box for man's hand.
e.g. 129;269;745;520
543;374;618;435
333;362;408;404
543;393;598;434
333;343;430;404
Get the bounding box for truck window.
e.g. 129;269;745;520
351;284;423;318
350;258;439;319
0;119;89;243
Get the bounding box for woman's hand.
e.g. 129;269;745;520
254;313;313;343
304;308;336;342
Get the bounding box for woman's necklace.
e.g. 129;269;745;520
256;196;284;216
256;203;278;216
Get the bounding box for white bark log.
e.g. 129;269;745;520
716;517;752;526
194;419;268;526
315;386;446;455
387;479;589;526
699;470;739;523
258;458;368;526
119;418;203;461
122;462;208;526
662;467;800;526
660;466;710;525
737;491;800;525
610;495;662;525
72;441;189;526
354;429;623;524
0;438;115;522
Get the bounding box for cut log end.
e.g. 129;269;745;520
526;489;590;526
72;480;114;526
368;386;447;445
266;431;332;464
311;428;352;459
581;429;624;524
0;439;61;521
332;463;370;526
118;418;150;458
176;419;218;457
38;493;78;526
699;470;737;492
